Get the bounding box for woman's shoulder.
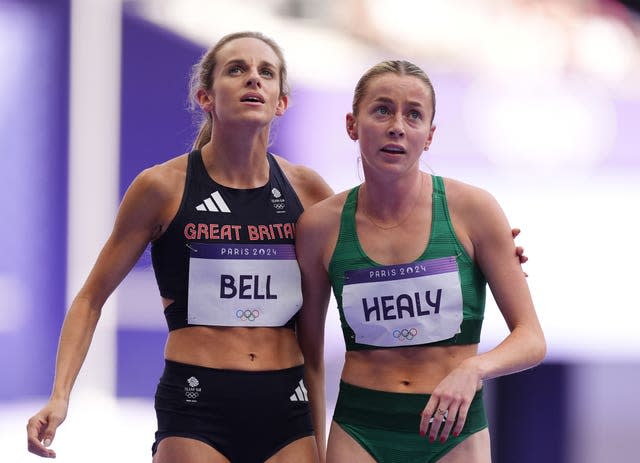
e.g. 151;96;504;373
298;188;355;236
125;153;189;203
271;154;334;208
439;175;499;212
439;175;508;244
296;189;351;257
306;188;351;213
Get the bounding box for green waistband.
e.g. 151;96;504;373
333;381;487;433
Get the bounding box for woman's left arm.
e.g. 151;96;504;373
466;189;546;379
421;186;545;442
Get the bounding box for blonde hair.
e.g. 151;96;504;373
188;31;290;150
352;60;436;123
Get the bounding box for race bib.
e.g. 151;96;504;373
342;256;463;347
187;243;302;327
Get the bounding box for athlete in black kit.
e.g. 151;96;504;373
26;31;334;463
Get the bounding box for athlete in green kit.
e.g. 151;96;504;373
296;60;546;463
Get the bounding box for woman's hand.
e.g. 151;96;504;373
26;398;69;458
418;361;481;443
512;228;529;272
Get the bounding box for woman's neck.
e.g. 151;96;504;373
359;172;427;229
200;127;271;188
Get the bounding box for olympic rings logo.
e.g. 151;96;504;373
393;328;418;341
236;309;260;321
185;391;199;399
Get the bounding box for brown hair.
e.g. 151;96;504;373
352;60;436;123
189;31;290;150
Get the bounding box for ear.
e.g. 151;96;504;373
197;88;214;113
423;125;436;151
346;113;358;140
275;95;289;116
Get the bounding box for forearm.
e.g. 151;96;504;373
50;295;102;401
305;361;327;461
464;325;546;382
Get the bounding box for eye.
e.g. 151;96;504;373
375;106;390;116
228;65;244;75
260;68;275;78
408;110;422;120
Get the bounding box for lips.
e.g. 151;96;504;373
381;144;406;154
240;92;265;103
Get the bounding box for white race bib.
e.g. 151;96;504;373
342;256;463;347
187;243;302;326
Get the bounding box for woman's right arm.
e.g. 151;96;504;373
295;201;339;463
26;165;177;458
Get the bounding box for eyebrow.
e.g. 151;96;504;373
372;96;425;108
223;58;277;69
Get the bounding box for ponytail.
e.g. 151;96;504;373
192;115;212;150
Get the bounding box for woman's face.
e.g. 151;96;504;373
347;73;435;178
204;37;288;128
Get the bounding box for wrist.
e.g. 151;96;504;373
460;356;486;383
50;388;71;402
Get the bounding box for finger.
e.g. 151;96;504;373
41;417;64;452
511;228;521;238
26;419;56;458
419;397;439;437
437;408;458;443
38;413;63;454
451;400;471;438
515;246;528;261
516;249;528;263
27;439;56;458
428;406;450;443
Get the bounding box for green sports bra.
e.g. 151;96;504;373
327;175;486;351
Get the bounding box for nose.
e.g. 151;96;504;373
245;68;262;88
388;114;405;138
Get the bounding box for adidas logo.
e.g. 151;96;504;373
196;191;231;213
289;379;309;402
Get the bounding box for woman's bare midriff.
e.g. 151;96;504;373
341;344;480;393
164;325;304;371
